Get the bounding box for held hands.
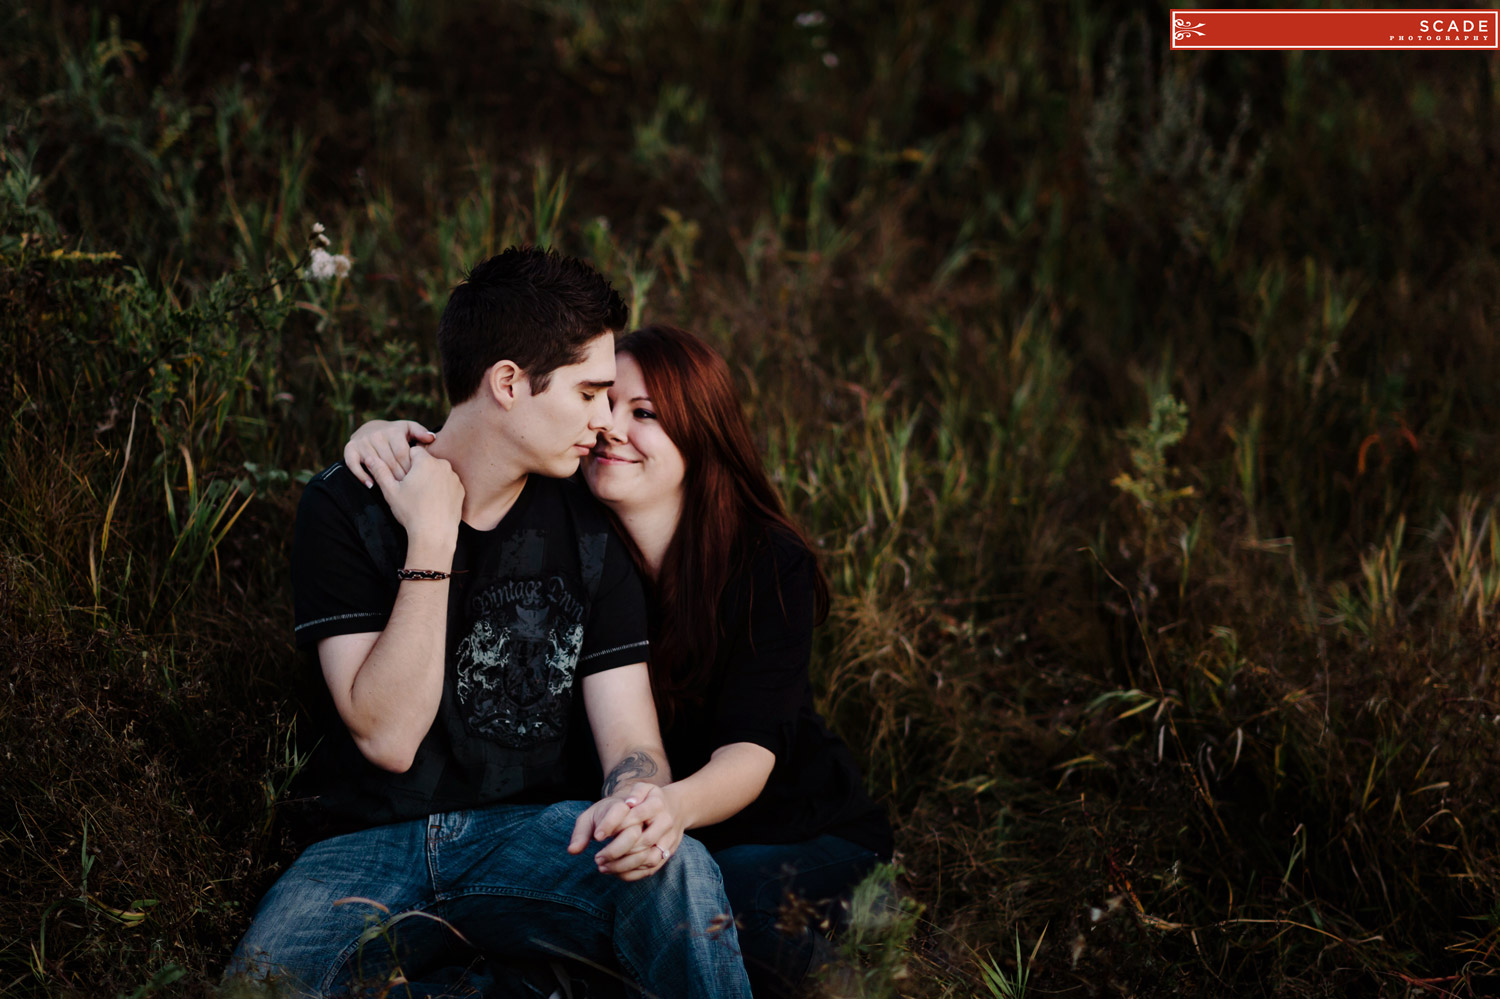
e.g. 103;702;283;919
343;418;459;544
368;444;464;548
567;784;685;882
344;419;438;488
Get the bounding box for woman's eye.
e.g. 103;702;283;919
582;392;596;402
634;409;655;420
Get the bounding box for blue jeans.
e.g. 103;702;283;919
714;835;883;999
225;801;750;998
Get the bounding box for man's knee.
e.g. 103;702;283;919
671;834;710;861
644;835;735;929
532;799;593;843
227;894;376;995
539;799;592;822
226;836;419;994
665;835;721;884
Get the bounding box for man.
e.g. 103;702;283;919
228;248;750;997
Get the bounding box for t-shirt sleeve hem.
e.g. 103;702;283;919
294;610;391;650
713;725;789;762
576;639;651;677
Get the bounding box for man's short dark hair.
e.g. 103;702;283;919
437;247;629;402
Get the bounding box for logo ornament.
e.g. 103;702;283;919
1173;17;1207;40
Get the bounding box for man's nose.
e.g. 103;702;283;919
600;411;628;443
589;394;614;432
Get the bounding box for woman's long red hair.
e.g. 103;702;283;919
616;325;829;725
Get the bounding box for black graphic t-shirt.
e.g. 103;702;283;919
288;462;649;841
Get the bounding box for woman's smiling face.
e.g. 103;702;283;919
582;352;687;512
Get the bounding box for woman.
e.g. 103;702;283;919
346;325;892;997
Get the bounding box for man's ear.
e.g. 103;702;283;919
484;360;527;411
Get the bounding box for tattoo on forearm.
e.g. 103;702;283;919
602;751;660;797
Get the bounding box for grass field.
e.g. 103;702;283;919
3;2;1499;996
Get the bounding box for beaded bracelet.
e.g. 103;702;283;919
396;568;452;581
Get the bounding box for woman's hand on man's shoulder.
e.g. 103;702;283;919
344;419;437;488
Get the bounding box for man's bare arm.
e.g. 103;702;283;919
601;749;661;797
581;662;671;792
566;663;680;878
318;569;448;772
319;449;463;773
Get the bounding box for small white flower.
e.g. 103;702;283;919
304;247;331;277
312;222;326;234
795;11;825;27
822;52;839;67
306;248;353;281
316;233;330;247
307;249;336;279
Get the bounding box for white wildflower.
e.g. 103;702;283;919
795;11;825;27
306;249;336;279
316;232;330;247
311;221;326;234
822;52;839;67
306;248;352;281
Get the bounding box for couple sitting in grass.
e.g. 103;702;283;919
227;247;891;997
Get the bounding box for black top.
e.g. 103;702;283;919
289;462;650;841
662;527;892;856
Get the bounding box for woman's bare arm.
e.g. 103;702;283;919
662;742;776;830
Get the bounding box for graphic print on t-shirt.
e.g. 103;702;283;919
454;527;603;750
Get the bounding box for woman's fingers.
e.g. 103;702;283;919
588;782;691;879
371;434;402;482
592;784;664;841
595;814;682;875
345;420;436;485
598;837;680;879
343;441;374;488
393;435;414;476
595;822;645;865
365;451;399;495
403;420;437;445
598;839;661;875
646;823;684;868
605;851;658;879
591;797;643;843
